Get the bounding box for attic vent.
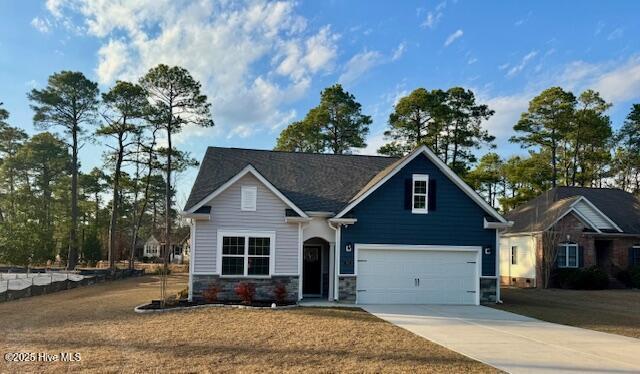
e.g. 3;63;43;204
241;185;257;211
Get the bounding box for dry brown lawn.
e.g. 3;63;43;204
0;274;497;373
494;287;640;339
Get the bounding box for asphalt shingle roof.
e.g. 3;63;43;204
184;147;399;213
504;187;640;234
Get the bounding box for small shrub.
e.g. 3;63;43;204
630;266;640;288
273;282;287;303
235;282;256;305
164;295;179;307
616;270;633;288
553;267;608;290
202;283;221;303
176;287;188;300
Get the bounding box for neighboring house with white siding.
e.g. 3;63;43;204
182;146;511;305
500;187;640;288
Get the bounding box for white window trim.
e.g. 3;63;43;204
216;230;275;278
557;243;579;268
241;185;257;211
412;174;429;214
511;246;518;265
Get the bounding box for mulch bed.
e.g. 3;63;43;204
138;298;297;311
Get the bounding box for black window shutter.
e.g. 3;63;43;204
428;179;436;211
578;246;584;268
404;179;412;210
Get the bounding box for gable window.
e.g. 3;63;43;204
220;232;274;277
557;243;579;268
412;174;429;214
241;185;257;211
511;246;518;265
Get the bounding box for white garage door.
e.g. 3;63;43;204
357;247;479;305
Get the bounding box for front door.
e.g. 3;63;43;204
303;246;322;296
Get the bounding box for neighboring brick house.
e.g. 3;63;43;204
500;187;640;288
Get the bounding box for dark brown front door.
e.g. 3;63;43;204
303;246;322;296
595;240;612;270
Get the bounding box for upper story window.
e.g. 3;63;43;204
241;185;257;211
412;174;429;214
511;246;518;265
557;243;579;268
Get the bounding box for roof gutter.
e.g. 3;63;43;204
484;218;513;230
328;218;357;226
284;216;312;223
180;211;211;220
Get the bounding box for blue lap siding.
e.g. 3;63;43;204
340;153;497;276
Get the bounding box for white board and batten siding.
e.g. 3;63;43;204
193;173;299;275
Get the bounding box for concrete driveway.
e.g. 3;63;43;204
363;305;640;373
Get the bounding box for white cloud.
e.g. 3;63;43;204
46;0;64;18
590;57;640;103
607;27;623;40
47;0;339;141
354;132;386;156
391;42;407;61
30;17;51;33
479;55;640;150
468;57;478;65
506;50;538;77
96;39;129;84
339;50;383;84
421;11;442;29
595;21;605;36
444;29;463;47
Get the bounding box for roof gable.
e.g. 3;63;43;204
185;164;308;218
505;187;638;234
334;146;508;223
183;147;398;213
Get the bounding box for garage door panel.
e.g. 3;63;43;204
357;248;478;305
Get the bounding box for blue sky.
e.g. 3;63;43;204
1;1;640;207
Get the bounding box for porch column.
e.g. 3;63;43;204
329;242;335;300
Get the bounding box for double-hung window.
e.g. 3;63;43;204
557;243;579;268
220;232;274;276
632;246;640;266
511;246;518;265
412;174;429;214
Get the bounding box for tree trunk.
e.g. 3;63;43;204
551;134;558;188
67;126;79;270
130;133;156;269
108;133;124;269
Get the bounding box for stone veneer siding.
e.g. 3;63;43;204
192;275;298;302
338;276;356;303
480;278;497;303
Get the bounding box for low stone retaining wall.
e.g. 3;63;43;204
0;269;145;303
95;261;189;273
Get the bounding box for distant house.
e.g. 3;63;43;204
142;234;189;263
143;235;161;258
500;187;640;288
181;146;511;305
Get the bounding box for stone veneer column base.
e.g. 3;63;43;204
480;278;497;303
191;275;299;302
338;276;357;303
